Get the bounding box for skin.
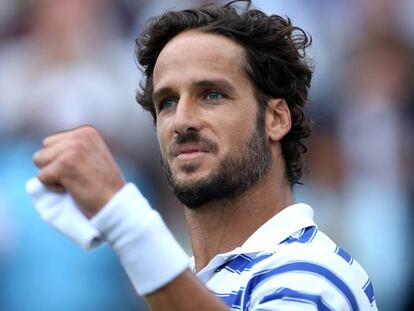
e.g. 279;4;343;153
33;30;293;310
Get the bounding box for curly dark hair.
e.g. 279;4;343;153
135;0;313;185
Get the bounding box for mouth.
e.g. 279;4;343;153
173;144;210;160
176;151;208;160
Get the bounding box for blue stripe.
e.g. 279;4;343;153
363;279;375;304
216;290;242;307
215;253;272;274
260;287;334;311
216;290;242;308
239;261;359;311
283;226;317;244
335;246;353;264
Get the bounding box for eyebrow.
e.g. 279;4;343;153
152;78;237;103
193;79;236;93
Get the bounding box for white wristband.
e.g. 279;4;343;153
26;177;103;251
91;183;190;296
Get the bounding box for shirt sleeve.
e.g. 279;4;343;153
242;244;377;311
245;264;352;310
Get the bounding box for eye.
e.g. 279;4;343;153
159;98;177;111
205;91;223;101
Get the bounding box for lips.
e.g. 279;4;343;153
169;134;218;161
173;144;209;157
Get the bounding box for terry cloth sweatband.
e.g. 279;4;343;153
91;183;190;295
26;177;103;250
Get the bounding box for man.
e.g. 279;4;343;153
29;1;377;310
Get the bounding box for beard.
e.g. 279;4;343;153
161;112;272;209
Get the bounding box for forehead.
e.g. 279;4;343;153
153;30;249;89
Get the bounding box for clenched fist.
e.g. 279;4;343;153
33;126;125;218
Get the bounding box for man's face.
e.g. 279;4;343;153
153;31;272;208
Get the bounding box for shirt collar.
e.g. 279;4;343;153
192;203;316;276
240;203;316;253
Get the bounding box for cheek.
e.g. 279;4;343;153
156;124;169;158
218;123;251;156
227;113;256;141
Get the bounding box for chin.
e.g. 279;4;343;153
174;158;214;177
174;170;209;187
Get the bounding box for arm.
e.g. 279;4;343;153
32;126;360;311
146;270;227;311
33;126;228;310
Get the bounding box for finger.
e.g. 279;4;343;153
37;161;64;190
33;140;70;168
42;125;95;147
42;130;70;147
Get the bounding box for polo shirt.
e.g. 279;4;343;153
27;179;378;309
192;204;378;310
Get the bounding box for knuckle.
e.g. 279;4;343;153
72;125;98;145
60;152;78;170
33;150;48;167
32;150;42;164
80;125;98;138
42;136;52;147
38;168;56;184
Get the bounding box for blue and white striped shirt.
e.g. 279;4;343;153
192;204;377;310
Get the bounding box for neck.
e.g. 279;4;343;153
185;166;293;272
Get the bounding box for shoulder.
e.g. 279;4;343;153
243;229;377;310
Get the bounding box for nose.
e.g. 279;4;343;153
173;96;203;135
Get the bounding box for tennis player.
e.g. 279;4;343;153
32;1;377;310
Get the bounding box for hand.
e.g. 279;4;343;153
33;125;125;218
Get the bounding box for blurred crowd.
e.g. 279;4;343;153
0;0;412;310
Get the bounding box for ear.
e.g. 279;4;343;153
265;98;292;142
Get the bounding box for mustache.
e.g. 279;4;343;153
169;131;218;156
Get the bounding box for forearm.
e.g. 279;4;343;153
91;183;227;309
146;270;228;311
27;177;226;308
